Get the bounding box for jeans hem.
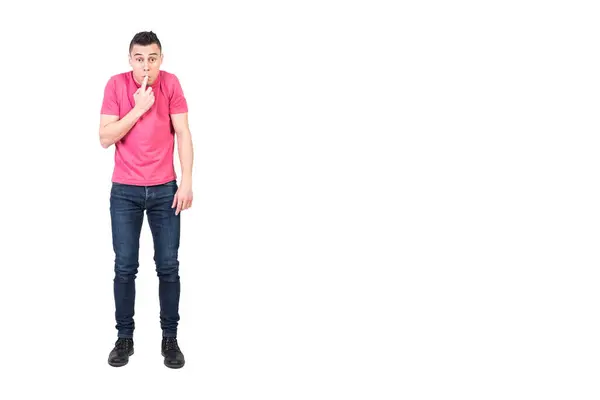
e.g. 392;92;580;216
117;333;134;339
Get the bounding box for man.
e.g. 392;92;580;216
99;31;194;369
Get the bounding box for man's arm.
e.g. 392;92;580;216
99;75;154;148
171;112;194;215
99;110;144;148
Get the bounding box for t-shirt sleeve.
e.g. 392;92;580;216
169;74;188;114
100;77;120;115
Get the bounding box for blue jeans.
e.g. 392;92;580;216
110;180;181;338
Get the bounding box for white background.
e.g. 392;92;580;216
0;0;598;398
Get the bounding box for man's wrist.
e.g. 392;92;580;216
131;107;144;119
181;177;192;186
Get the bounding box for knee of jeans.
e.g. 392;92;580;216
114;272;138;283
156;263;179;282
114;261;139;282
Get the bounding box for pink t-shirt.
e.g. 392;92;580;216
100;70;188;186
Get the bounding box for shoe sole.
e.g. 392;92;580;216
161;351;185;369
164;360;185;369
108;350;134;367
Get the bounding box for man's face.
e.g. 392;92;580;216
129;43;163;85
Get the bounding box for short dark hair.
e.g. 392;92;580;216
129;31;162;54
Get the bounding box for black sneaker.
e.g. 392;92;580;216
108;338;134;367
162;337;185;369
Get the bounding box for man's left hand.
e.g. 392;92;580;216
172;181;193;215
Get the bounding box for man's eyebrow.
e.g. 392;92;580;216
133;53;159;57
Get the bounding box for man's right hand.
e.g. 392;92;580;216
133;75;155;115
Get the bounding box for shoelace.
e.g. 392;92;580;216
116;339;132;350
164;338;180;351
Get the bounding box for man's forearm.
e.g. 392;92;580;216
177;131;194;183
100;108;144;148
